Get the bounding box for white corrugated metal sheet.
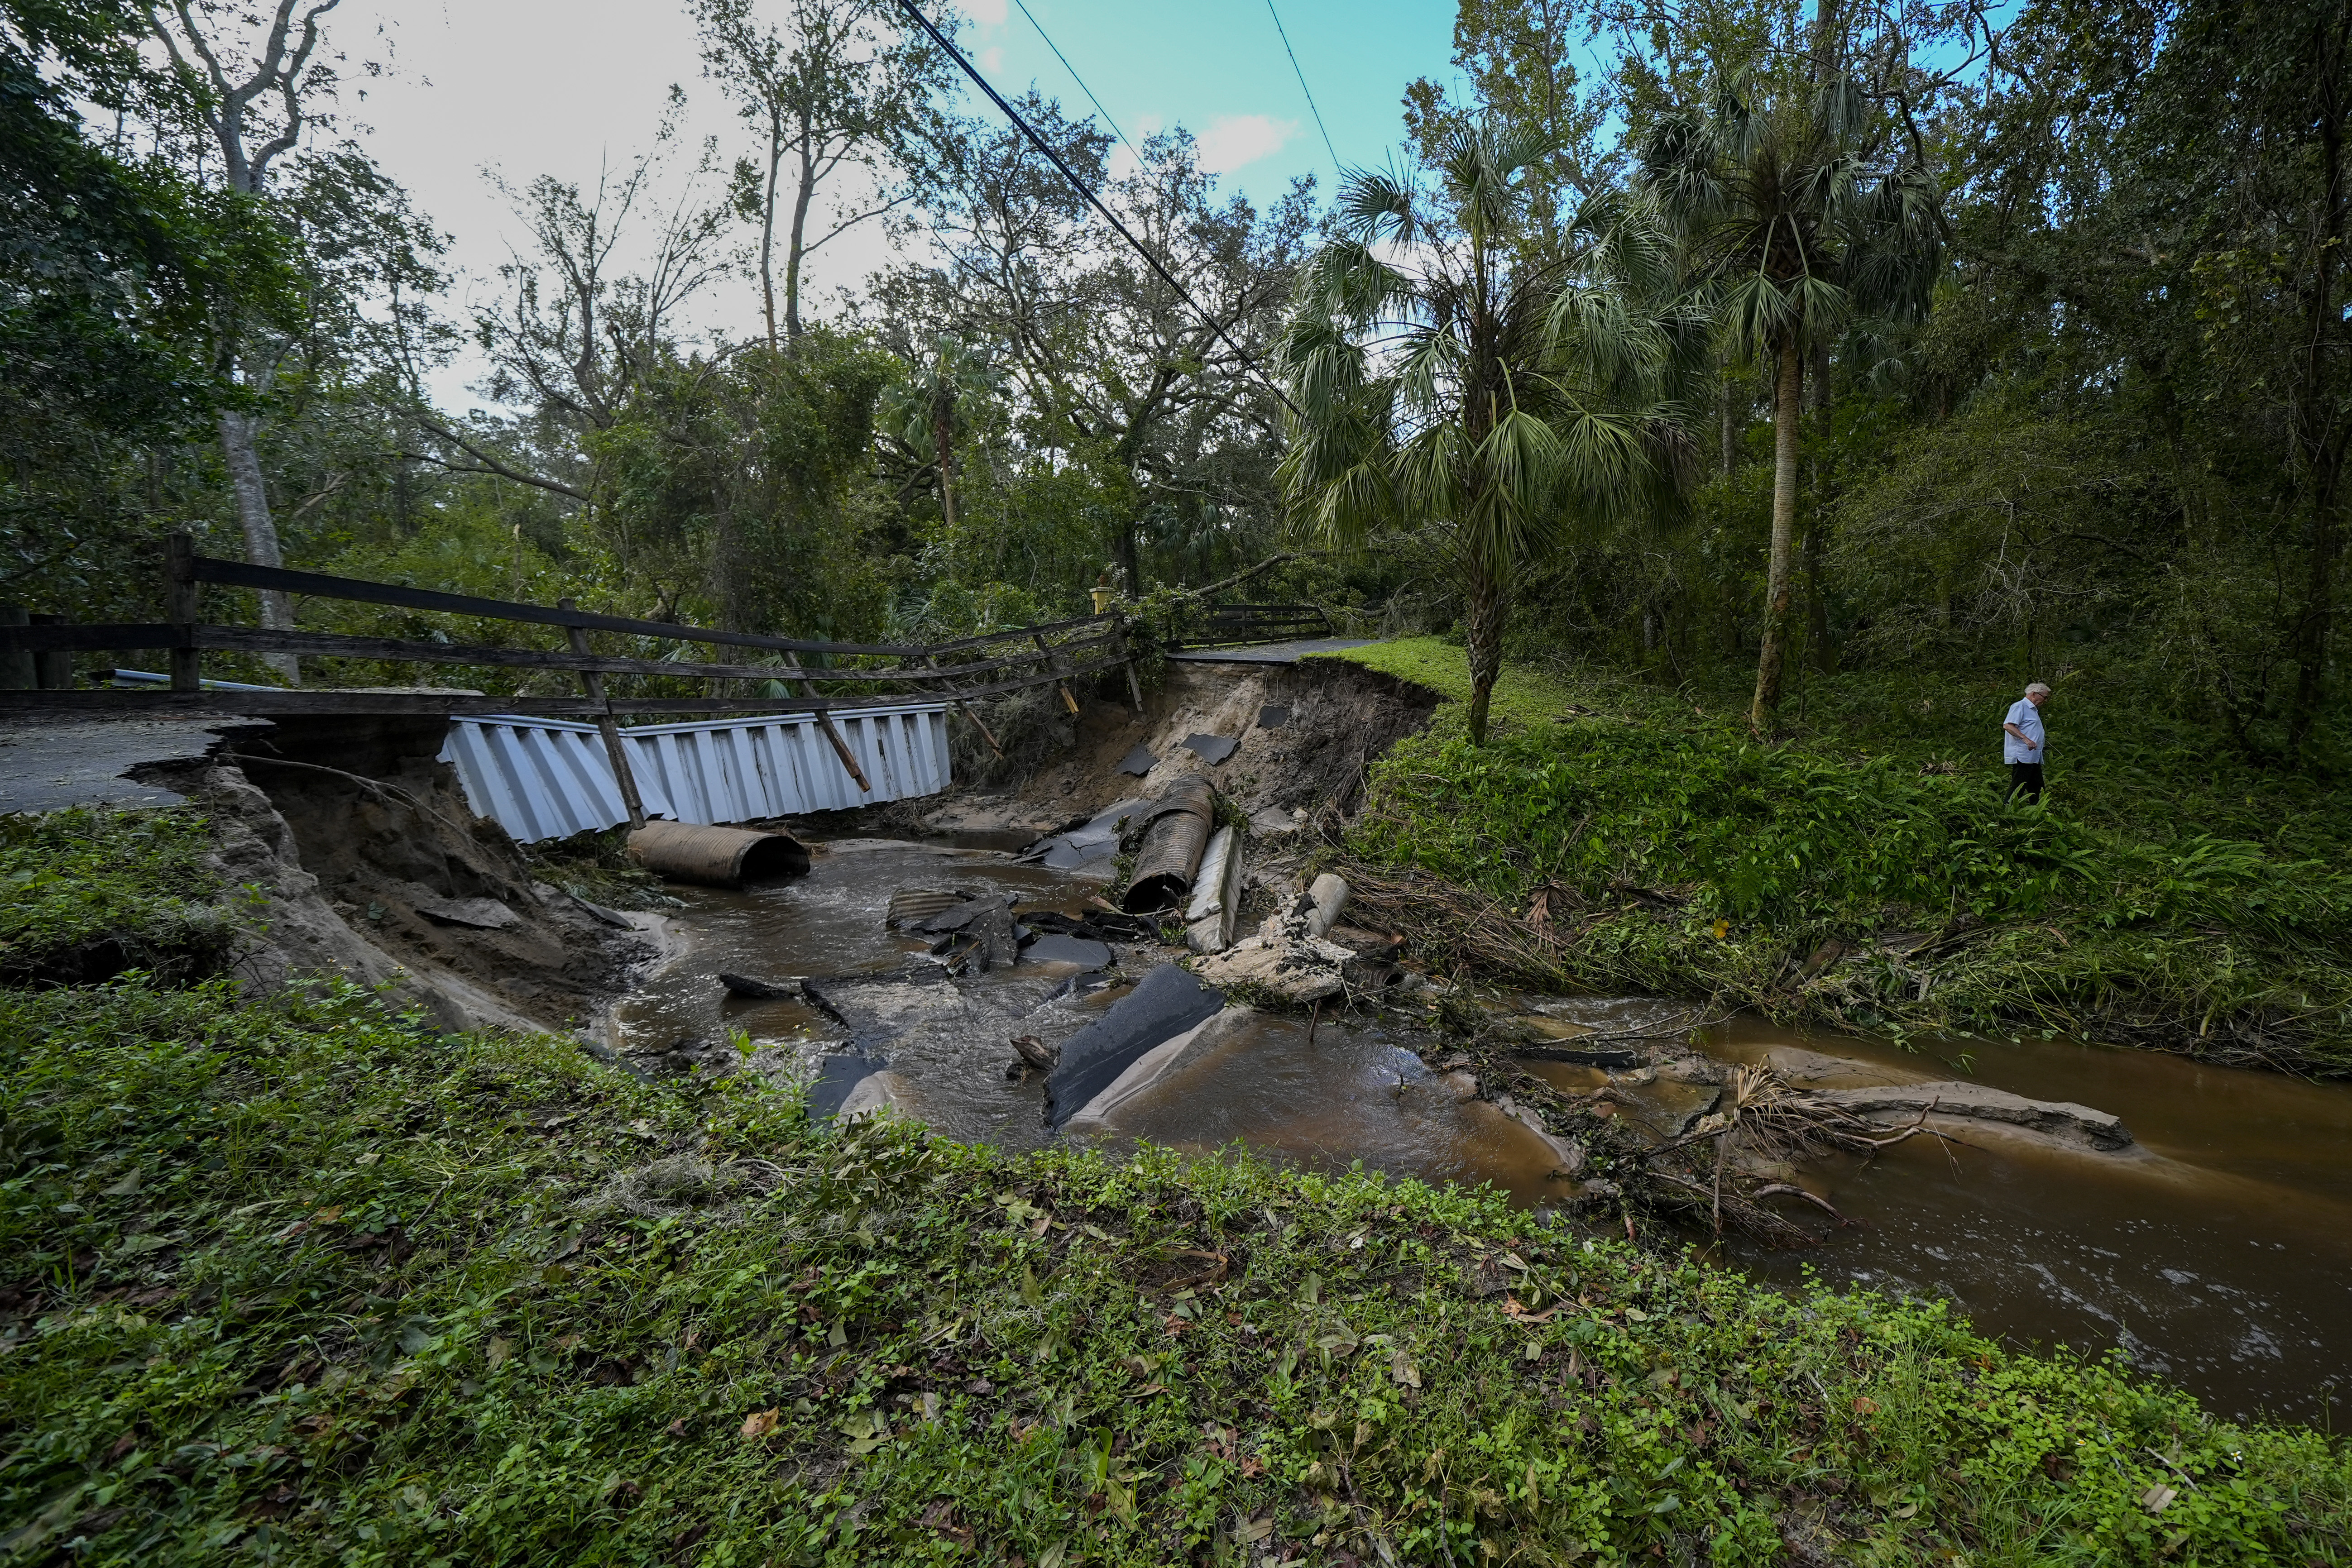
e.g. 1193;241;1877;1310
437;703;952;842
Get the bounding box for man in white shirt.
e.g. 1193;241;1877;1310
2002;682;2051;801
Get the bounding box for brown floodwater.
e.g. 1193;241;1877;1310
1696;1016;2352;1426
612;837;2352;1426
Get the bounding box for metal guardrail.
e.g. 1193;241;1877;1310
0;532;1145;823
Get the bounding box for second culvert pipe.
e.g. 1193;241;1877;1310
1120;774;1217;914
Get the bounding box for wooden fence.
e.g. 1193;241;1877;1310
0;532;1145;824
1170;601;1334;651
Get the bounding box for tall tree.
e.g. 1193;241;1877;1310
1279;125;1694;744
146;0;345;679
881;109;1308;593
691;0;948;346
877;335;995;532
1641;66;1939;731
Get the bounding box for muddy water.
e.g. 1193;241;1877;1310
608;837;1567;1199
1698;1019;2352;1425
616;840;2352;1425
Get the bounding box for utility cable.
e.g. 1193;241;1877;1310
1009;0;1140;166
1262;0;1340;171
891;0;1301;420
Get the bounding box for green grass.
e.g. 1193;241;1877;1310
1316;641;2352;1070
5;975;2350;1565
0;809;238;985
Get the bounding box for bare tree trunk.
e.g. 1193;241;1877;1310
1806;339;1835;674
2290;22;2349;752
1720;363;1737;476
218;407;300;684
932;388;957;531
1463;559;1509;746
1750;336;1803;734
784;133;815;343
760;118;784;349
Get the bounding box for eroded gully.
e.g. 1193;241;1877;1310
606;834;2352;1426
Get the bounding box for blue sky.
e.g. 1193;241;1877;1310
946;0;1465;202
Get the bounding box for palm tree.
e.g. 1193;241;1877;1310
1279;124;1698;745
880;335;996;531
1640;71;1939;732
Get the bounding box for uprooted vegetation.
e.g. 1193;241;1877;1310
1326;642;2352;1074
5;973;2352;1566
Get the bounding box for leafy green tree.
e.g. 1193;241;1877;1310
1279;124;1693;745
1639;67;1939;732
592;331;898;638
691;0;951;346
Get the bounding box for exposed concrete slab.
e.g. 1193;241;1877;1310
0;712;261;814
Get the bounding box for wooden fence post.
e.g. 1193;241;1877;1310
1032;631;1081;716
1115;614;1145;716
778;653;873;793
560;598;647;831
165;532;202;693
919;651;1004;758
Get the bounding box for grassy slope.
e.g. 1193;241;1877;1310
5;977;2350;1568
1320;641;2352;1071
1;813;2348;1565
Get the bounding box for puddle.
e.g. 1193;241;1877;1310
613;839;2352;1424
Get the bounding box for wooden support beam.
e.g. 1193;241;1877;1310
560;598;646;831
1033;631;1081;715
780;653;873;792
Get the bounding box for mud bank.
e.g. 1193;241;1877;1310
127;715;658;1034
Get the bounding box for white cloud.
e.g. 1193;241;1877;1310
1194;114;1297;174
979;44;1005;74
954;0;1007;26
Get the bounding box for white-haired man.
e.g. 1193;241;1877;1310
2002;682;2052;801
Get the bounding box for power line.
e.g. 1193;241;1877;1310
891;0;1300;419
1009;0;1140;166
1262;0;1340;171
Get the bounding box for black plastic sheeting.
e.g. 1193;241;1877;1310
1044;961;1226;1128
809;1051;885;1120
1024;933;1114;968
1180;732;1240;765
1016;797;1146;871
1257;704;1291;729
1118;743;1157;775
1020;908;1160;943
1121;774;1216;913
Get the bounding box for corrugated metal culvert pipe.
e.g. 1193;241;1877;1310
627;822;811;888
1121;774;1217;913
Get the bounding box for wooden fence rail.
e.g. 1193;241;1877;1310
0;534;1146;823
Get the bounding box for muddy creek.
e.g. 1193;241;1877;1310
612;837;2352;1425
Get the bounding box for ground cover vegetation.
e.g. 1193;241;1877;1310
1328;639;2352;1071
3;811;2351;1564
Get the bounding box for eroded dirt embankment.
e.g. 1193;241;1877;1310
920;656;1439;840
135;717;655;1034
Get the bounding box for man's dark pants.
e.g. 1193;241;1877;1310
2008;761;2044;802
